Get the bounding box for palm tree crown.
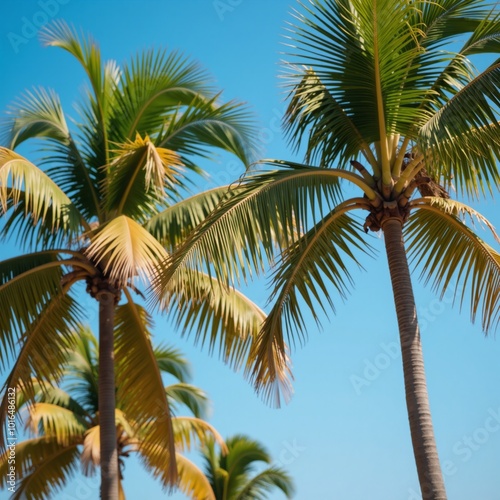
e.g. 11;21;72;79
202;434;295;500
0;20;265;499
159;1;500;498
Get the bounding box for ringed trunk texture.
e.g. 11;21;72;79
98;291;119;500
382;218;447;500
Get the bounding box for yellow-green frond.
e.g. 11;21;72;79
407;197;500;332
85;215;168;284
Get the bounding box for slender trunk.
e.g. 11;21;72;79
98;290;119;500
382;218;447;500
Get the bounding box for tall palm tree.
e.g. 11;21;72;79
158;1;500;498
202;434;294;500
0;21;265;499
0;325;224;499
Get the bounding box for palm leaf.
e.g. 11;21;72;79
249;208;370;406
418;62;500;197
105;133;185;220
26;402;88;445
157;94;258;168
175;453;216;500
0;437;80;500
0;251;83;363
236;466;295;500
166;383;209;419
0;292;82;449
114;292;177;484
0;148;82;237
160;269;267;373
171;416;226;454
0;87;101;222
156;162;363;295
153;344;192;383
145;185;234;250
407;197;500;332
85;215;168;284
108;48;213;142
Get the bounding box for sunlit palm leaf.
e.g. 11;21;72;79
145;185;234;250
418;63;500;196
175;453;216;500
0;148;82;236
0;292;82;449
407;197;500;332
171;417;226;453
114;292;177;484
249;209;370;406
85;215;168;283
0;87;101;222
109;48;212;142
106;133;185;220
0;437;80;500
158;95;258;167
157;162;354;293
27;402;88;445
0;252;80;361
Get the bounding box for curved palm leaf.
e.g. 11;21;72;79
146;185;234;250
175;453;216;500
407;197;500;332
85;215;168;283
0;148;83;236
249;208;370;405
114;292;177;483
202;434;294;500
0;437;80;500
106;135;185;220
161;269;267;371
166;383;209;419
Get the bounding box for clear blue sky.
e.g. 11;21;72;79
1;1;500;499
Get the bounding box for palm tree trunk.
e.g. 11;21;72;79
97;290;119;500
382;218;447;500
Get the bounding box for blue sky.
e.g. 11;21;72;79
1;1;500;499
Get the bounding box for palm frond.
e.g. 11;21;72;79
418;62;500;197
0;437;80;500
155;162;364;296
284;0;435;151
105;133;185;220
153;344;192;382
236;466;295;500
0;148;83;239
26;402;88;445
175;453;216;500
166;383;209;419
81;424;100;476
157;94;258;168
0;251;83;366
0;87;101;222
108;48;213;143
145;185;234;250
407;197;500;332
171;416;226;453
114;291;177;484
0;292;82;449
160;269;267;373
249;207;370;406
85;215;168;284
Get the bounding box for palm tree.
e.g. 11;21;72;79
202;434;294;500
0;325;224;499
0;21;265;499
158;1;500;498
